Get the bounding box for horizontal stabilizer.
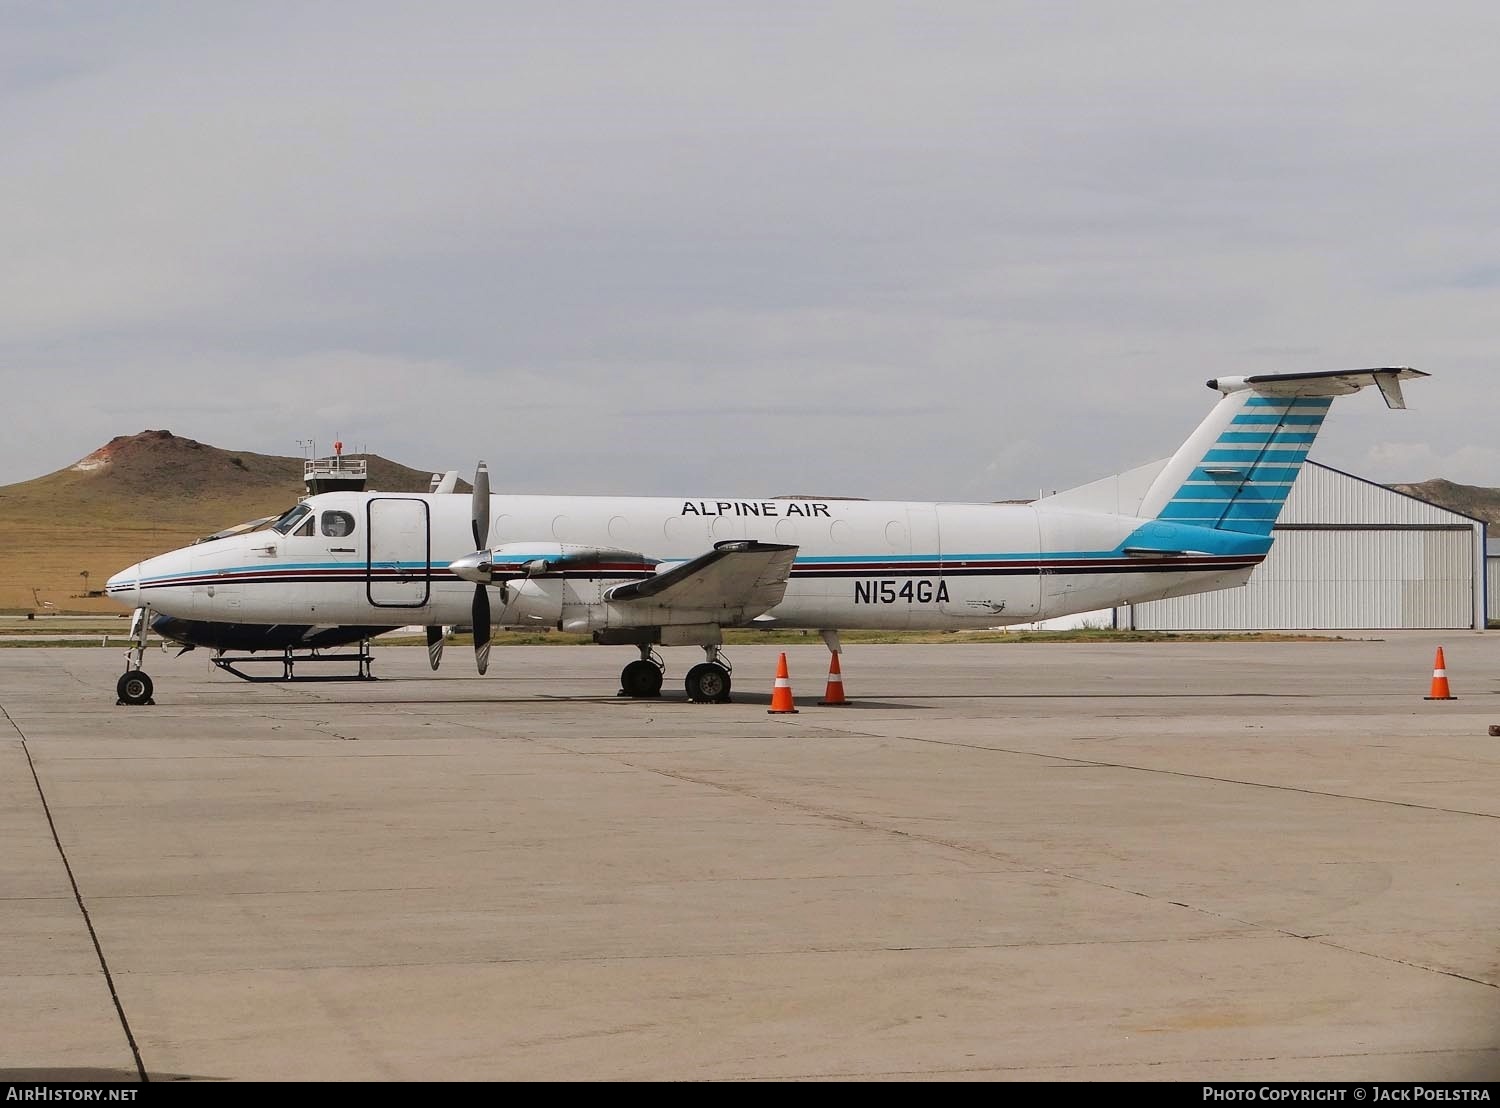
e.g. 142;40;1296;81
1207;367;1427;408
606;541;798;615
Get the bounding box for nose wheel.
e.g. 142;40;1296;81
116;671;155;706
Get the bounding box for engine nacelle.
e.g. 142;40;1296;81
499;577;565;626
491;541;652;576
453;542;658;586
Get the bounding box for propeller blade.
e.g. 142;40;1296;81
425;626;444;671
472;586;491;675
472;461;490;549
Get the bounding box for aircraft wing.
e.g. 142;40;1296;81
605;541;798;616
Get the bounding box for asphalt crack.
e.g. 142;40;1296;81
2;701;149;1082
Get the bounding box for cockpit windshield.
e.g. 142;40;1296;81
191;511;286;545
270;504;313;535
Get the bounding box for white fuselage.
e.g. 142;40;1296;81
106;491;1265;633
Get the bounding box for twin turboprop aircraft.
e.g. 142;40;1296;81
104;368;1426;704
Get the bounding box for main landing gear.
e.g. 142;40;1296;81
616;645;732;703
619;647;665;698
117;607;155;706
685;645;732;704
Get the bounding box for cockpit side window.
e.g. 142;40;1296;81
271;504;312;535
293;516;315;537
321;510;356;538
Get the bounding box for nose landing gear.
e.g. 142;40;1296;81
117;607;155;706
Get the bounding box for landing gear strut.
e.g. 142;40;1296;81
685;645;732;703
117;607;155;706
619;646;665;698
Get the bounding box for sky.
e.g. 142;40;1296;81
3;1;1497;500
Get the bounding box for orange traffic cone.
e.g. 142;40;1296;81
1424;646;1457;700
768;652;799;714
818;652;849;706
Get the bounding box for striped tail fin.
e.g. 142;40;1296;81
1137;368;1426;535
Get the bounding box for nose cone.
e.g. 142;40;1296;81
105;563;143;608
449;550;493;584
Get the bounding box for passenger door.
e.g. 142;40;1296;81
366;498;430;607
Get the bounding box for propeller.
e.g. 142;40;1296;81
425;472;469;670
471;461;491;674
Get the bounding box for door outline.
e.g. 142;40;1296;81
366;498;431;608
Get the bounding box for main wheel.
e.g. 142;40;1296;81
116;671;154;706
685;662;731;703
620;659;663;698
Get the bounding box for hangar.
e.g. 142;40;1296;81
1116;461;1487;631
1488;538;1500;627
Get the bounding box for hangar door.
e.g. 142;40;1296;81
1132;527;1475;630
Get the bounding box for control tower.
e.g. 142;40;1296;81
303;441;368;496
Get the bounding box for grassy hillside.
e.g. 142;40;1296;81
1389;479;1500;528
0;431;456;613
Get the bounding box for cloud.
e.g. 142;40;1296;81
1;2;1495;500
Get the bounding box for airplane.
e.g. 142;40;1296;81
104;368;1427;705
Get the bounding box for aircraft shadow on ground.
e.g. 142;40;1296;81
202;685;1311;708
211;693;939;711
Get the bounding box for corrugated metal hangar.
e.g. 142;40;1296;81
1487;538;1500;626
1117;462;1488;631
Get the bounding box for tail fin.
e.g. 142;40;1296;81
1137;368;1427;534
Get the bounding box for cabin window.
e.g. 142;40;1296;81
322;510;356;538
293;516;315;537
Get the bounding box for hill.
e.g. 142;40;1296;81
1389;479;1500;528
0;431;456;613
